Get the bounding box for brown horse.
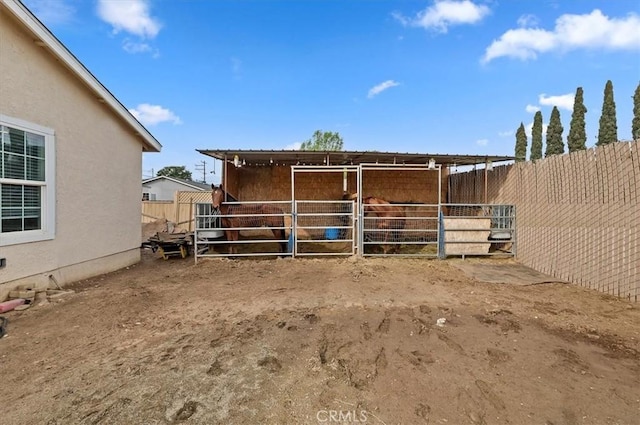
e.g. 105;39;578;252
211;185;287;255
344;192;406;254
363;197;406;254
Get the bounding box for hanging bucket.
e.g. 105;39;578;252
325;228;340;240
288;233;294;253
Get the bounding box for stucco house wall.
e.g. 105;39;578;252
0;1;160;299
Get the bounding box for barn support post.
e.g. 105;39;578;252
290;164;296;255
437;163;443;259
223;154;228;201
437;210;446;259
357;164;363;256
484;158;489;204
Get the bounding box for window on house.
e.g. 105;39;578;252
0;115;55;245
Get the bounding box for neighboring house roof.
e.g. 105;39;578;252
1;0;161;153
142;176;210;191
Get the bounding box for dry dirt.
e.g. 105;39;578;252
1;251;639;425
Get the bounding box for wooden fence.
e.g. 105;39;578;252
142;191;212;231
449;140;639;301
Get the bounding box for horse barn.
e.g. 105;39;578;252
194;149;515;259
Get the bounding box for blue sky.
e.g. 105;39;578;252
25;0;640;183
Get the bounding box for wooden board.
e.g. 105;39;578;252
443;217;491;255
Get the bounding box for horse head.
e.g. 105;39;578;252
342;191;358;201
211;184;224;210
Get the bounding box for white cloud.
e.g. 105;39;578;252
517;14;539;28
539;93;574;111
368;80;400;98
476;139;488;146
122;40;158;57
483;9;640;63
25;0;75;25
129;104;181;126
498;130;513;138
285;142;302;150
525;104;540;113
394;0;490;33
97;0;161;39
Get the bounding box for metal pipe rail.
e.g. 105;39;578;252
294;200;356;256
361;203;440;258
194;201;293;261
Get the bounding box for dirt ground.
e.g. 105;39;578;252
1;251;639;425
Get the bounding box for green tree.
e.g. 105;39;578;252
299;130;344;151
515;122;527;162
567;87;587;152
157;166;192;180
633;82;640;140
597;80;618;146
530;111;543;161
545;106;565;157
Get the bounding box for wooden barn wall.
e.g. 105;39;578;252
292;171;359;200
223;164;448;203
449;140;640;302
361;169;447;204
224;166;291;200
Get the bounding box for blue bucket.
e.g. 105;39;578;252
325;228;340;240
288;233;294;253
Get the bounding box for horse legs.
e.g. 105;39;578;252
381;229;401;254
391;230;401;254
225;230;239;256
381;228;390;255
272;228;287;254
390;219;405;254
379;221;393;255
232;230;240;255
224;230;232;255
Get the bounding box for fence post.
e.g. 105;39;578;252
438;210;445;259
174;191;180;226
188;197;193;232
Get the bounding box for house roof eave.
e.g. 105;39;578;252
1;0;162;153
142;175;209;191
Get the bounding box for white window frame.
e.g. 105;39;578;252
0;114;56;246
142;192;156;201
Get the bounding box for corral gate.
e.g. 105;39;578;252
290;164;445;257
358;164;443;257
291;165;359;256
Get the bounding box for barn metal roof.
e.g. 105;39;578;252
197;149;513;167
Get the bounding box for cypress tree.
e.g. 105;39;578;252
567;87;587;152
515;123;527;162
633;82;640;141
597;80;618;145
530;111;543;161
545;106;564;157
